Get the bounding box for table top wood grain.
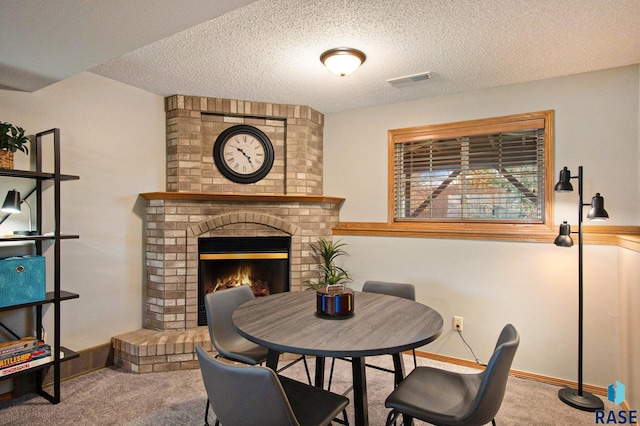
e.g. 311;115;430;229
233;290;443;358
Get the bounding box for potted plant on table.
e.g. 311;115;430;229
305;237;351;290
0;121;30;169
306;237;354;317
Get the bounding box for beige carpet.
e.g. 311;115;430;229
0;354;613;425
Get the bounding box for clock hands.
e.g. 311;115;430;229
232;145;254;168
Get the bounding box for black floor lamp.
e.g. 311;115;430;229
554;165;607;411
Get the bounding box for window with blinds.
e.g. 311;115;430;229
389;111;553;224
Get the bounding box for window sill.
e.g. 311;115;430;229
333;222;640;250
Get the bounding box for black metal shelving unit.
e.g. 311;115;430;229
0;128;79;403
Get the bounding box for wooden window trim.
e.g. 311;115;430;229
386;110;555;236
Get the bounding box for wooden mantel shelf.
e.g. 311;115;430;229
140;192;345;205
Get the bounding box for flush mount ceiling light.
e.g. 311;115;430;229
320;47;366;77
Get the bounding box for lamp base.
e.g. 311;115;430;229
558;387;604;411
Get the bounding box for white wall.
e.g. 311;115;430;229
0;72;166;350
620;64;640;410
618;248;640;409
324;65;640;388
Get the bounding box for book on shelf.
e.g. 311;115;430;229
0;337;38;357
0;343;64;377
0;344;51;369
0;353;54;377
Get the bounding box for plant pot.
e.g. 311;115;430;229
0;151;14;170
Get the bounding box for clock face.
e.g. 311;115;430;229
213;125;274;184
222;133;266;175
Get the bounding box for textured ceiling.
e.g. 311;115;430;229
3;0;640;114
0;0;256;91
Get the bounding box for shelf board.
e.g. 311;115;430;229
0;234;79;242
61;346;79;361
0;169;79;181
0;290;79;312
49;290;80;303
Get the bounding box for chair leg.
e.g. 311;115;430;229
327;357;336;391
204;398;210;426
302;355;312;385
341;408;350;425
276;355;313;385
385;409;399;426
412;349;417;369
492;419;496;426
203;398;221;426
331;408;350;425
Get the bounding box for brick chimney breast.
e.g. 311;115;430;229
116;97;342;373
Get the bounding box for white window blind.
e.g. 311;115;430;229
392;118;548;223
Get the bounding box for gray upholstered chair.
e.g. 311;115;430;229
203;286;311;425
205;285;268;365
327;281;418;391
362;281;418;368
384;324;520;426
196;345;349;426
362;280;416;301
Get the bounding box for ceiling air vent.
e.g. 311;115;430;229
387;72;431;87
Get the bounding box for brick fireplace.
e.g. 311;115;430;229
112;95;344;373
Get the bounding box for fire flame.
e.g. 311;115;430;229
209;264;270;297
230;265;251;286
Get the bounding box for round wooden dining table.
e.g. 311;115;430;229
233;290;443;426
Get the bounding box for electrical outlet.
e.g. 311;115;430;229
453;316;463;332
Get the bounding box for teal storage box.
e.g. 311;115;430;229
0;255;46;308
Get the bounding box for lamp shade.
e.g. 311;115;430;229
554;167;574;192
587;193;609;221
1;190;21;214
320;47;366;77
554;221;574;247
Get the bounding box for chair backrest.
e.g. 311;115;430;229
204;285;255;359
195;345;300;426
462;324;520;425
362;280;416;301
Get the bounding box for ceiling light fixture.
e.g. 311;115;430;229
320;47;366;77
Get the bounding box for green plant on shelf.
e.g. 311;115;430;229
0;121;30;154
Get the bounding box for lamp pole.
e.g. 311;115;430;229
557;166;604;411
577;166;585;400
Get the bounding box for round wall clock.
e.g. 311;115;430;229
213;125;274;184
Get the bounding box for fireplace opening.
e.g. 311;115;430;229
198;236;290;326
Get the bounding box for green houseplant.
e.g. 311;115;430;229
0;121;30;169
305;237;351;290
